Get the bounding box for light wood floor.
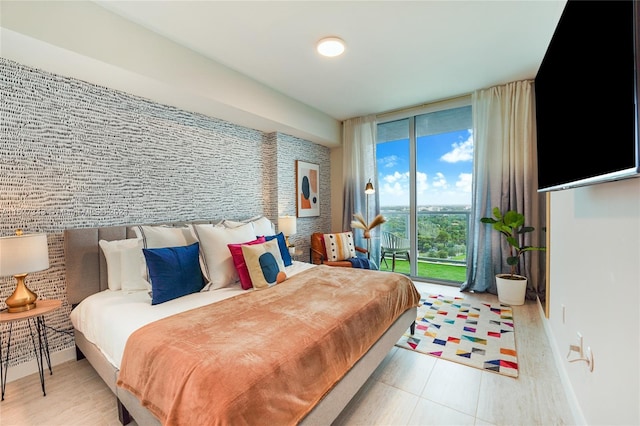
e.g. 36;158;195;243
0;282;574;426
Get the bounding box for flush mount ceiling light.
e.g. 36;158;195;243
316;37;345;57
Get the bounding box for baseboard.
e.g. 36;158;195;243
536;300;586;425
6;347;76;383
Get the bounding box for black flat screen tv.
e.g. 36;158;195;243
535;0;640;192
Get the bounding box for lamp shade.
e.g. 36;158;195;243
365;179;375;194
0;233;50;276
278;216;297;236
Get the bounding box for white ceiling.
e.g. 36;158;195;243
94;0;567;122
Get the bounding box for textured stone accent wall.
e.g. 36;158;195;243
0;58;331;368
276;133;331;260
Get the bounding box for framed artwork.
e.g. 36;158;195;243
296;160;319;217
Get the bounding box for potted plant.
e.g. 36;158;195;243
480;207;546;305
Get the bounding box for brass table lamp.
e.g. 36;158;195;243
278;216;297;248
0;230;50;313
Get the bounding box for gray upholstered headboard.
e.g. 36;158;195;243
63;220;222;306
64;226;134;306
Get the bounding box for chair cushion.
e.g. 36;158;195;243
310;232;368;267
323;231;356;261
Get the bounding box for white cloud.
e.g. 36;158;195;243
383;171;408;184
456;173;473;193
379;131;474;206
380;171;409;205
440;131;474;163
431;172;447;189
379;155;400;169
417;171;429;191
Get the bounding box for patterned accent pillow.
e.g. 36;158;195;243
241;239;287;290
264;232;293;266
323;232;356;261
227;236;266;290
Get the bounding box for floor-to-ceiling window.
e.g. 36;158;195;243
376;98;472;285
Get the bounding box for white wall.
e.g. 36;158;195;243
0;1;341;147
330;146;345;232
547;177;640;425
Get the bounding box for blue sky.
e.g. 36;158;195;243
376;129;473;207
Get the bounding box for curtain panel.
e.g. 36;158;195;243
462;80;546;298
341;115;381;267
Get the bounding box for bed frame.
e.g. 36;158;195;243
64;225;417;425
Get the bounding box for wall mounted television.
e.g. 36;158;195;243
535;0;640;192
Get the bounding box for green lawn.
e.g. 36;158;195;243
379;258;467;282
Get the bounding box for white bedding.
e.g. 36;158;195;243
70;261;316;369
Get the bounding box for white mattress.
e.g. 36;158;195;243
70;261;316;369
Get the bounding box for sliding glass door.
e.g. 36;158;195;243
376;100;472;285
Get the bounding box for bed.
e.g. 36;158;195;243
64;222;420;425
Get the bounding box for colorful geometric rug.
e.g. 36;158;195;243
395;294;519;378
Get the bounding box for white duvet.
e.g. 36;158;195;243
70;261;316;369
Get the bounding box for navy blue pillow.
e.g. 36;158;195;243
143;242;204;305
265;232;292;266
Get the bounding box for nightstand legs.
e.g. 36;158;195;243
0;322;13;401
28;316;53;397
0;315;53;400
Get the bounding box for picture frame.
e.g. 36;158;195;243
296;160;319;217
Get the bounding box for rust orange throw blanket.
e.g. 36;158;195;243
116;265;420;425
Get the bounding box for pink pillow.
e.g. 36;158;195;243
228;237;266;289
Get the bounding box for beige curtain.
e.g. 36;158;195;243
462;80;546;299
341;115;380;266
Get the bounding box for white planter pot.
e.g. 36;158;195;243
495;273;527;306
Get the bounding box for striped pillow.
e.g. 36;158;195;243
323;232;356;261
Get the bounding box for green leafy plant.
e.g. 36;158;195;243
480;207;546;279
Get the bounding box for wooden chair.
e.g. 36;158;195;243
380;231;410;272
310;232;368;267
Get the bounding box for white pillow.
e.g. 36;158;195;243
252;216;276;236
99;239;149;291
132;225;196;248
119;241;151;292
224;216;275;237
222;220;244;228
192;222;256;290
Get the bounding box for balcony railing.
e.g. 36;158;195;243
378;208;470;284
